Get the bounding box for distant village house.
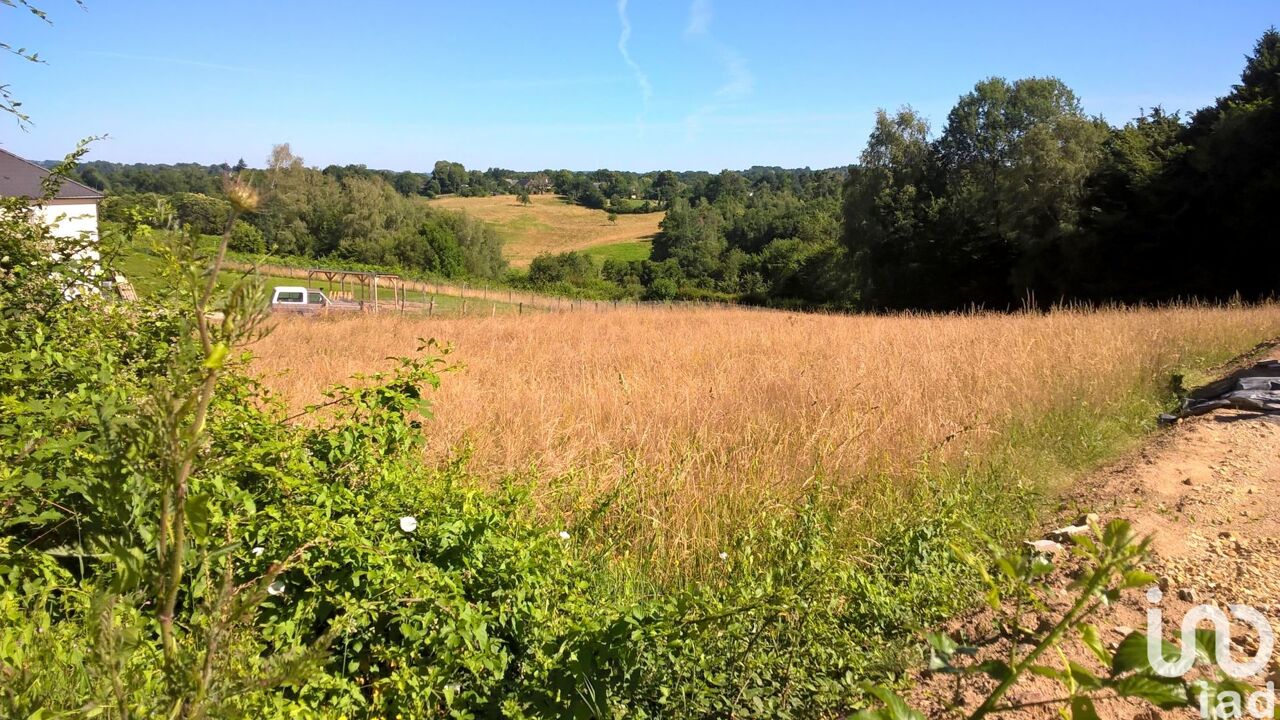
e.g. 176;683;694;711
1;148;111;293
1;148;104;242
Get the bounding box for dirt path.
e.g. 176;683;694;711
911;349;1280;718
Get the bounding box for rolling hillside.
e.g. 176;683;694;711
427;194;662;267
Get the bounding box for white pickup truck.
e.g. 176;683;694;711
270;286;361;315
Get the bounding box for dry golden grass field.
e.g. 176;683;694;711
427;194;663;267
251;304;1280;567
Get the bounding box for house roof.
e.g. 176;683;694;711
0;148;104;201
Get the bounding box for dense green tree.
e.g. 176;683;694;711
650;171;683;206
78;165;107;191
843;77;1108;310
841;107;938;308
392;171;424;196
439;210;507;279
933;76;1106;306
68;161;225;195
432;160;468;195
527;251;598;287
1156;28;1280;300
245;148;505;278
704;170;749;203
1070;108;1189;299
172;192;234;235
1066;28;1280;303
652;199;726;281
550;170;574;194
228;219;265;253
405;216;466;276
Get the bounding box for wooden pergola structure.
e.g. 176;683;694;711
304;268;406;312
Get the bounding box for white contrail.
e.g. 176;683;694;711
82;50;262;74
714;46;753;100
682;0;754;138
685;0;712;37
616;0;653;106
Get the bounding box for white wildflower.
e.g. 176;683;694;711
558;530;571;540
400;516;418;533
267;580;286;596
718;552;728;561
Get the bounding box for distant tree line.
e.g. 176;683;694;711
67;160;233;195
97;145;506;280
559;28;1278;309
516;167;847;302
78;29;1279;308
73;155;672;211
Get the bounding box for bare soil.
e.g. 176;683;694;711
910;349;1280;718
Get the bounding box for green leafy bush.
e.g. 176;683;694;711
228;220;265;254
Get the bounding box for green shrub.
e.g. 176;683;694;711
172;192;234;235
228;219;265;254
527;250;598;287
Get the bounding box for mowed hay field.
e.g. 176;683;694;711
427;194;662;267
251;305;1280;567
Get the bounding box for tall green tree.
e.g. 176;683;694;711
392;170;424;196
842;107;939;308
1162;27;1280;299
431;160;468;195
1075;28;1280;302
652;199;726;282
934;77;1106;306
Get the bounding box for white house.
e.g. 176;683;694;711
1;147;110;293
0;148;104;244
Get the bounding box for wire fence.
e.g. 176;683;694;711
228;261;785;318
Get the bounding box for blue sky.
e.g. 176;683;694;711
2;1;1275;172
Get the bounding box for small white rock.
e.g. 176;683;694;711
1024;539;1066;555
1047;524;1092;543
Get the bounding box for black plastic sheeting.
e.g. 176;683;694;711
1159;359;1280;424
